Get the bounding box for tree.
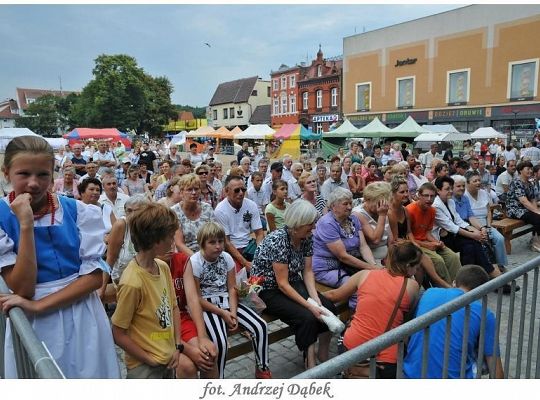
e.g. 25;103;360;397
71;54;175;136
15;94;77;136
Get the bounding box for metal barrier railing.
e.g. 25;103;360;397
0;276;64;379
295;255;540;379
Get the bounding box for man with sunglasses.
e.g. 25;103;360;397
406;182;461;286
215;175;264;272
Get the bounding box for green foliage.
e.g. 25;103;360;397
71;54;176;136
15;94;77;136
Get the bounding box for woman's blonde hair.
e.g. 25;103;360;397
362;181;391;203
177;173;201;192
297;171;313;190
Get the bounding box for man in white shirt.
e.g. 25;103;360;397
423;143;443;175
521;141;540;166
79;162;102;182
215;175;264;271
261;162;283;200
98;170;130;218
320;165;349;201
287;162;304;201
281;155;294;182
495;159;517;199
92;141;116;170
247;171;270;231
251;146;264;171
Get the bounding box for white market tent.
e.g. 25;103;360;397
389;116;431;138
0;127;41;152
170;130;187;146
235;124;275;140
470;127;507;139
415;124;471;142
356;117;394;138
43;137;68;150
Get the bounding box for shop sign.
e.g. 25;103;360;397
348;114;382;122
491;104;540;117
395;58;417;67
312;114;338;123
385;111;428;122
432;108;484;120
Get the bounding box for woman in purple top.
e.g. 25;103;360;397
312;187;378;309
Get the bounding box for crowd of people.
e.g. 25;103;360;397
3;132;540;379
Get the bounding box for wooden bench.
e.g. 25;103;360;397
226;282;350;360
491;218;534;254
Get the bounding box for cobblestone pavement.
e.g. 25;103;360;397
114;234;540;379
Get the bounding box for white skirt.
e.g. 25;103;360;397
3;273;120;378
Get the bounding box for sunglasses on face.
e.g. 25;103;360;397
233;187;247;193
197;171;208;176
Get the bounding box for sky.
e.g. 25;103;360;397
0;3;464;107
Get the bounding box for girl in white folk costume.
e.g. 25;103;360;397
0;136;119;378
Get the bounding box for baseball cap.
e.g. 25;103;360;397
208;145;215;150
120;157;131;164
270;161;283;171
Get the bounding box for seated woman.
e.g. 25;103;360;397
252;200;337;370
157;175;183;208
52;166;80;199
325;240;421;378
78;177;115;237
353;181;393;263
172;173;215;256
348;162;365;199
506;160;540;252
409;161;428;199
312;187;378;309
458;172;508;271
387;177;451;288
298;171;326;217
364;160;382;185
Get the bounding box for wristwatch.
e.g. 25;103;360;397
176;343;184;353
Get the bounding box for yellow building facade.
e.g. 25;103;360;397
343;4;540;138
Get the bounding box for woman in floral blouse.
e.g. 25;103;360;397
505;160;540;252
251;200;337;370
172;173;215;255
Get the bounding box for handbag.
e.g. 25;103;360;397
343;276;408;379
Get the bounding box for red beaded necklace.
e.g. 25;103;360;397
8;191;56;224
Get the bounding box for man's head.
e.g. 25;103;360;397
430;143;439;154
330;165;342;182
251;171;264;191
242;142;249;151
469;158;479;171
417;182;437;208
207;145;215;156
101;172;118;198
85;162;98;177
190;143;197;154
73;144;83;156
283;155;293;170
373;144;381;156
253;146;259;154
455;160;469;176
142;141;150;150
98;141;108;153
258;159;268;176
224;175;247;209
270;161;283;180
383;143;391;154
455;265;489;291
507;159;517;175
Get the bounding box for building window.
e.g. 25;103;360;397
507;59;539;101
267;87;270;97
273;79;278;90
252;90;258;96
355;83;371;111
229;107;235;119
281;76;287;89
223;108;228;119
317;65;322;77
316;90;322;109
273;98;279;115
447;69;470;105
290;95;296;113
281;95;287;114
331;87;338;107
397;77;415;108
213;109;217;120
302;92;309;110
289;75;295;88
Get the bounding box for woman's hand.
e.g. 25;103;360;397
377;199;389;216
0;293;39;314
307;302;327;320
221;310;238;330
167;349;180;370
10;193;34;228
185;341;215;371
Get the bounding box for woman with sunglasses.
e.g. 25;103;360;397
195;164;217;208
172;173;215;256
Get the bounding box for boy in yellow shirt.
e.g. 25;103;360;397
112;203;181;378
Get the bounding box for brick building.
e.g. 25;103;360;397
270;64;303;128
298;47;343;133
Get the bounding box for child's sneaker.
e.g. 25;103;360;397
255;367;272;379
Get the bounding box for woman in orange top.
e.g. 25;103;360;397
325;240;421;378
